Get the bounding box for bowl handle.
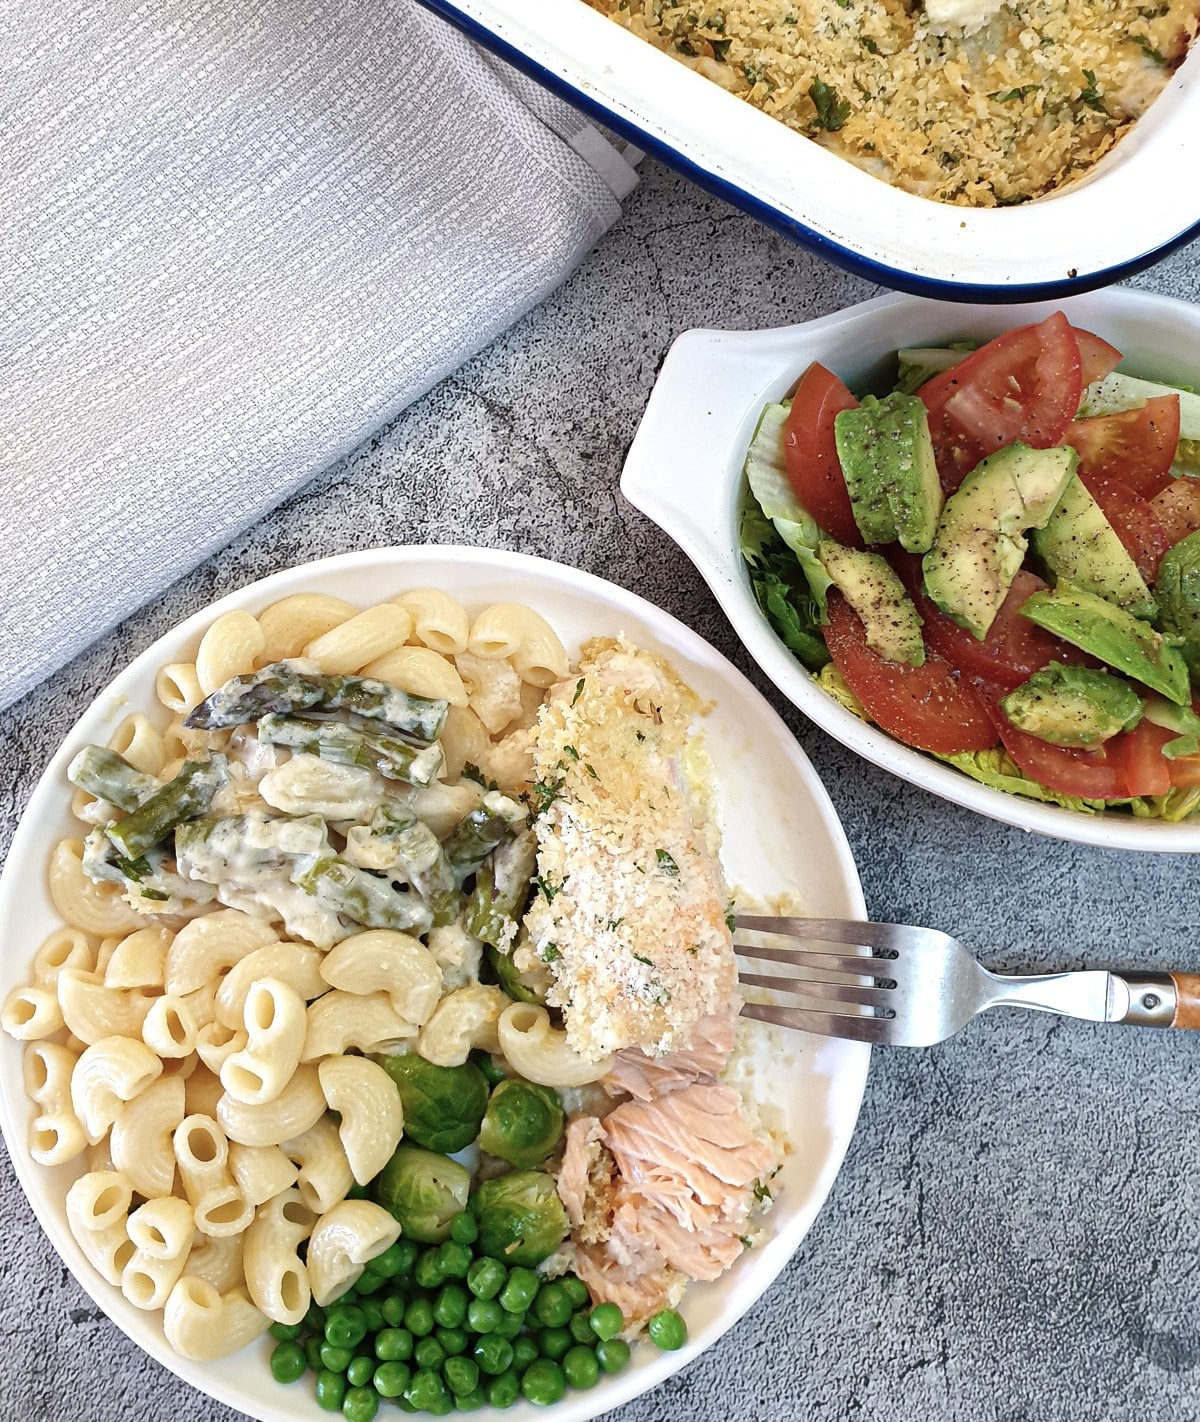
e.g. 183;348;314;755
620;327;794;594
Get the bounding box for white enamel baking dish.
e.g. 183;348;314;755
421;0;1200;300
620;286;1200;851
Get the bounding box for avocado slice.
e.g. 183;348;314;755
833;393;944;553
1019;584;1191;705
1000;663;1143;747
922;443;1078;641
1154;530;1200;679
818;541;925;666
1029;476;1156;620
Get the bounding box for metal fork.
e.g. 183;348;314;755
734;915;1200;1047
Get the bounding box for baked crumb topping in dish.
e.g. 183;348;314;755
584;0;1199;205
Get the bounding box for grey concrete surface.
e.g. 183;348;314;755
4;159;1200;1422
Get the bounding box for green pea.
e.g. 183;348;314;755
392;1239;421;1279
437;1326;469;1356
532;1282;572;1329
569;1312;594;1345
270;1321;304;1343
314;1369;346;1412
375;1327;413;1362
492;1309;524;1340
415;1248;446;1290
466;1297;503;1334
270;1341;307;1384
342;1384;380;1422
485;1369;520;1409
348;1355;376;1388
511;1336;539;1372
521;1358;566;1406
373;1361;412;1399
381;1295;407;1328
415;1337;446;1370
472;1334;513;1376
433;1282;469;1329
595;1337;631;1374
562;1345;601;1390
306;1337;327;1372
560;1276;591;1310
427;1397;453;1418
372;1240;410;1279
453;1385;486;1411
404;1297;436;1337
466;1257;506;1300
537;1328;571;1362
437;1240;473;1280
320;1343;354;1374
360;1299;385;1334
647;1309;688;1352
475;1052;507;1087
449;1211;478;1246
588;1302;624;1341
305;1302;328;1332
498;1267;540;1314
444;1356;481;1397
405;1367;450;1412
326;1305;367;1350
355;1270;385;1297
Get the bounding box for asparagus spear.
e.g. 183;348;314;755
257;714;443;787
105;756;228;859
380;816;459;926
293;857;433;934
185;661;448;743
67;746;157;812
443;792;525;879
464;830;537;947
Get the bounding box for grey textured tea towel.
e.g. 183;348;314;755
0;0;637;710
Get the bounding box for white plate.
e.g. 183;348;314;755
422;0;1200;298
0;546;868;1422
621;286;1200;852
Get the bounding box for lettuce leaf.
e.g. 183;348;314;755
739;493;829;671
1129;787;1200;822
932;747;1114;814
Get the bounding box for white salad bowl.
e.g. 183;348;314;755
421;0;1200;299
620;286;1200;853
0;546;869;1422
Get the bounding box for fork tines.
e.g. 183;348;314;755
732;914;896;1043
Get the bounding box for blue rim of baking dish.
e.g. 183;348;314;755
420;0;1200;303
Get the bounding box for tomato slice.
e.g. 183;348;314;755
1111;720;1174;797
982;692;1129;800
891;554;1086;692
918;313;1083;493
1168;753;1200;790
1074;327;1123;387
1151;477;1200;550
823;593;998;754
1064;395;1181;501
783;363;862;547
1076;472;1171;585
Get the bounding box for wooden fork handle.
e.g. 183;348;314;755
1170;974;1200;1029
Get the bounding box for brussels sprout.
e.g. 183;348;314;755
377;1053;489;1153
373;1145;471;1243
470;1170;568;1267
478;1080;564;1169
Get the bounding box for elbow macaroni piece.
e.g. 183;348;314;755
393;589;470;655
186;1233;245;1294
163;1278;270;1361
300;991;417;1063
304;603;411;675
216;1063;327;1147
165;908;280;997
48;840;147;936
33;927;96;985
439;705;492;784
103;926;172;990
155;662;203;715
214;941;324;1029
173;1114;254;1238
110;1074;186;1199
283;1117;354;1216
306;1200;402;1307
497;1003;614;1088
107;712;167;777
142;995;200;1059
196;611;266;697
195;1020;248;1076
468;603;570;686
360;645;469;707
220;978;307;1106
228;1143;299;1209
2;984;63;1040
454;651;524;735
65;1170;136;1286
417;984;509;1068
258;754;381;822
318;1056;404;1186
122;1196;195;1311
57;969;155;1046
70;1035;163;1144
319;930;442;1026
243;1187;316;1326
24;1042;87;1167
256;593;357;664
